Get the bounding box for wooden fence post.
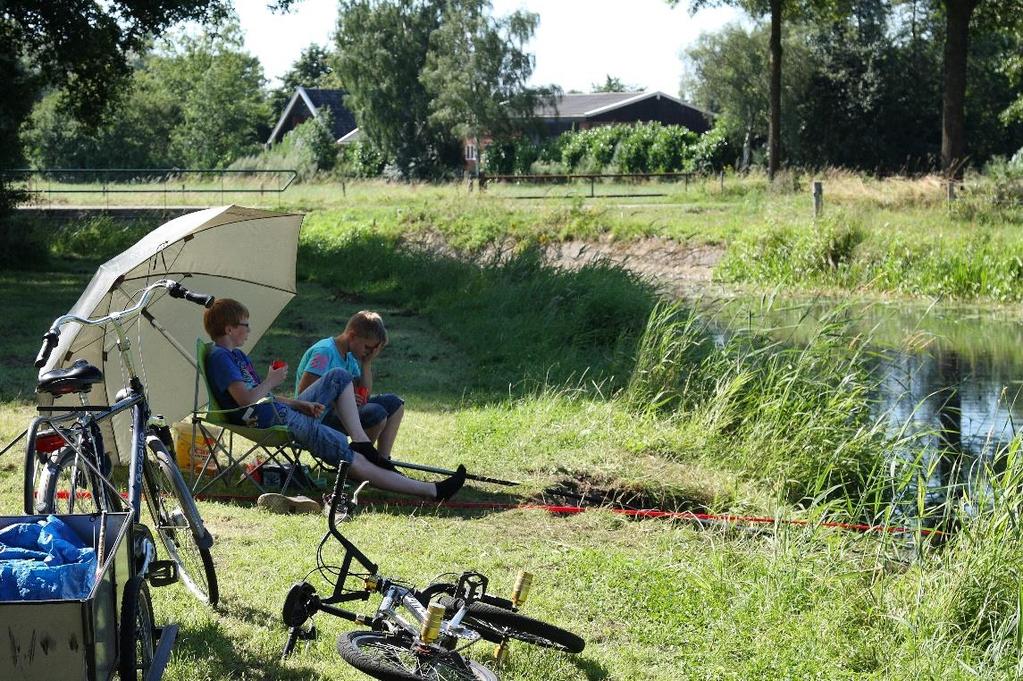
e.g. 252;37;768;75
812;180;823;218
719;170;724;192
946;180;956;203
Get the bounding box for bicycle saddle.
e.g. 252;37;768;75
37;358;104;396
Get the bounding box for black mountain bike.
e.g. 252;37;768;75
24;279;219;615
280;466;584;680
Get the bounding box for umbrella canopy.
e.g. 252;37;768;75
38;205;304;464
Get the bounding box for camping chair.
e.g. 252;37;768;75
187;339;329;498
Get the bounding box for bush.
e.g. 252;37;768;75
481;123;733;176
613;123;661;173
230;115;340;181
649;125;698;172
481;139;516;174
691;123;732;172
0;214;50;269
340;141;387;178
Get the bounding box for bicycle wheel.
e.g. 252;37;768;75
143;437;219;605
337;630;496;681
35;447;100;515
439;597;585;653
118;576;156;680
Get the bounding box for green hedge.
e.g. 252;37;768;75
484;121;731;175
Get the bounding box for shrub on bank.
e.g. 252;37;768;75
298;226;657;389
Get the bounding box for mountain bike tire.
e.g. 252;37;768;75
144;437;219;605
439;597;585;653
336;630;496;681
118;576;156;681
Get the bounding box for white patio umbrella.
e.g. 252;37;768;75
37;205;304;464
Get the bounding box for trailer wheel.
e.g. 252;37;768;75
119;576;155;680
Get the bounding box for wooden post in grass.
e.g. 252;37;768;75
812;181;823;218
946;180;956;203
719;170;724;192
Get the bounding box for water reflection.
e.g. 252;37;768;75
707;297;1023;522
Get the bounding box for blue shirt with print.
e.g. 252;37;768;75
206;345;288;428
294;337;361;395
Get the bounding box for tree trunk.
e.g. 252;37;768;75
941;0;976;178
768;0;783;181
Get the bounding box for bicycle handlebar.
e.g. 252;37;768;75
34;279;216;369
167;281;215;308
34;331;60;369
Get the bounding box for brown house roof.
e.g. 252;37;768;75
533;90;713;134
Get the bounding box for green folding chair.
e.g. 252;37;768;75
187;339;323;498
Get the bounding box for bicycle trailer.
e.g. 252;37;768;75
0;512;177;680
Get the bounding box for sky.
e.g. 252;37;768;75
235;0;747;94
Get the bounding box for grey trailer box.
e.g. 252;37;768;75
0;512;132;681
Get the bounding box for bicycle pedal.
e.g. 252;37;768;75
147;559;178;587
298;624;317;641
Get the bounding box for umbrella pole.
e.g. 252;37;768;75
389;459;519;487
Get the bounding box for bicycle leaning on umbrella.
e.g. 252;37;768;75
22;278;220;677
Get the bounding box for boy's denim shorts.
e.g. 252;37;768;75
284;368;355;465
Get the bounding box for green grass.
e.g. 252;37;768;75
10;168;1023;302
3;214;1023;678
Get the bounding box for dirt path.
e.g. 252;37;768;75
545;237;724;296
404;231;726;298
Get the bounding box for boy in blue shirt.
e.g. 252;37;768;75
204;298;465;501
295;311;404;463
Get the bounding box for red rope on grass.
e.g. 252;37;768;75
50;488;939;537
350;496;944;537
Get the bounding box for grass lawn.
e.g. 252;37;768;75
1;211;1022;679
11;168;1023;302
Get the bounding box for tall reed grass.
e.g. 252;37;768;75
623;300;905;507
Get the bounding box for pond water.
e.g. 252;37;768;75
707;296;1023;523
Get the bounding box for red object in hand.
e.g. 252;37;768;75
355;385;369;403
271;360;286;370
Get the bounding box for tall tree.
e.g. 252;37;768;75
334;0;457;178
591;75;642;92
0;0;229;207
940;0;979;176
151;23;269;167
672;0;788;179
421;0;550;173
672;0;835;180
940;0;1023;175
684;24;770;170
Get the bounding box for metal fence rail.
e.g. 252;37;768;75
1;168;299;206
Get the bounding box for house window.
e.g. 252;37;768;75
465;143;478;161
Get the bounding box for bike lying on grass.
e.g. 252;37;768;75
24;278;220;616
280;466;584;680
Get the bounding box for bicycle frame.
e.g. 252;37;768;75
25;279;213;534
283;465;484;651
25;380;152;522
